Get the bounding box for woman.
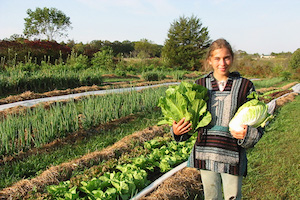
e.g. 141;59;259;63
171;38;264;200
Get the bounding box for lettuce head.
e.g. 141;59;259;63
157;81;212;135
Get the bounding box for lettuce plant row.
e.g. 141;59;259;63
46;135;196;200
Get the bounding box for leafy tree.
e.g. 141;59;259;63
23;7;72;41
90;40;104;51
91;47;114;71
134;39;161;58
5;34;26;42
288;48;300;69
66;51;89;70
111;40;135;57
162;15;211;70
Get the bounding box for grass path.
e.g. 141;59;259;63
242;95;300;199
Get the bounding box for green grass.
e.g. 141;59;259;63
0;110;164;190
242;95;300;199
102;77;140;83
252;77;296;89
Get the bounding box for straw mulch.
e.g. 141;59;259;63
275;92;298;107
0;125;168;200
140;167;203;200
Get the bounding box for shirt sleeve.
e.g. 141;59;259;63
238;126;264;149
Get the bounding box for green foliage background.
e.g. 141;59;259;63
162;15;211;70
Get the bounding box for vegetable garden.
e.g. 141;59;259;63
0;75;299;199
1;10;300;199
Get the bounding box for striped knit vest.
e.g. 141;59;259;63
191;72;253;175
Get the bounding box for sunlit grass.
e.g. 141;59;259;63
252;77;297;89
242;95;300;199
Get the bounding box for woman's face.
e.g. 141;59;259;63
208;47;233;78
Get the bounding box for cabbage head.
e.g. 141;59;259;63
229;94;273;132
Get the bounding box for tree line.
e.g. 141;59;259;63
1;7;299;72
1;7;212;70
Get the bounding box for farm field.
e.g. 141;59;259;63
0;76;299;200
0;75;182;105
1;9;299;199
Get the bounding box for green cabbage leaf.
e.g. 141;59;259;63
229;92;274;132
157;81;212;135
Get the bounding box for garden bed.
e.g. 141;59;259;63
0;125;168;199
0;81;298;200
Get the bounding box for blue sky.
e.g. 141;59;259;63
0;0;299;54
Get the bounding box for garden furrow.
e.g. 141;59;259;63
0;125;168;200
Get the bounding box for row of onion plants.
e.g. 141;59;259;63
0;86;168;156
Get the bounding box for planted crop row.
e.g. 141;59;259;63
258;88;293;102
0;67;104;96
45;135;195;200
0;86;168;156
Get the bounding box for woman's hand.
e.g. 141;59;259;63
172;117;192;135
230;125;247;139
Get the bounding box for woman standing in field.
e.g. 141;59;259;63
171;38;264;200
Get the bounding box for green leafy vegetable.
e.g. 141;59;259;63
229;92;274;132
158;81;212;134
47;135;196;200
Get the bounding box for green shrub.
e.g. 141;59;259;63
280;71;292;80
171;70;186;80
289;48;300;70
158;71;166;80
271;63;284;77
142;71;159;81
66;51;89;70
142;71;166;81
114;69;127;77
91;47;114;71
141;64;155;72
79;68;103;85
16;62;41;72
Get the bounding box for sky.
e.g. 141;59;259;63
0;0;299;54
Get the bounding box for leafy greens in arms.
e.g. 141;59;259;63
158;81;212;135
